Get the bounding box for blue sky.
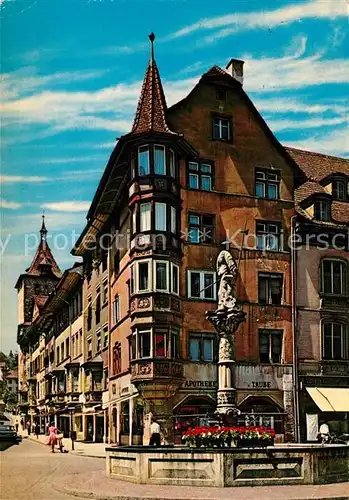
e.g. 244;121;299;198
0;0;348;352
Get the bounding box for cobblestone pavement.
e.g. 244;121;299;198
1;438;348;500
1;438;104;500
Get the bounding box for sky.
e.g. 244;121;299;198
0;0;348;353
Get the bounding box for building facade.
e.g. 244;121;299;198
288;147;349;441
72;38;300;444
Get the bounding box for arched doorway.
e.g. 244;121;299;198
173;396;216;444
238;396;284;435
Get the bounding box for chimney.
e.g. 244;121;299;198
226;58;244;85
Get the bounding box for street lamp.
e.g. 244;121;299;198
67;405;76;450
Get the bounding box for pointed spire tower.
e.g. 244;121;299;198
26;216;61;277
132;33;174;135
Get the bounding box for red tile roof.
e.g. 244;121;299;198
286;147;349;182
26;218;61;278
289;147;349;226
132;54;173;135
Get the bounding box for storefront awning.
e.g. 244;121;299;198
306;387;349;412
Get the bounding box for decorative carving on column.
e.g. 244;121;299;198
206;250;246;417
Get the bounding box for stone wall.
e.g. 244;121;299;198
106;445;349;487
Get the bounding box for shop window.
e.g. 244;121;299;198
321;259;348;295
258;273;283;305
256;221;282;251
139;329;151;358
188;161;214;191
121;401;129;434
259;329;283;363
212;116;232;141
138;145;150;175
255;169;280;199
188;270;216;300
189;334;215;362
188;212;214;243
314;200;331;221
154;145;166;175
323;322;348;360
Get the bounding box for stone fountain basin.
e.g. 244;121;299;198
105;444;349;487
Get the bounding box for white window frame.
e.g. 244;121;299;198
155;202;167;231
138;328;152;359
136;259;152;292
153;260;169;292
140;202;151;232
187;270;216;300
171;263;179;295
154;144;166;175
138;145;150;176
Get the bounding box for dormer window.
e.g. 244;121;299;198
314;200;331;221
136;145;176;177
333;179;348;201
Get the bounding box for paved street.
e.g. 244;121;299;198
1;438;349;500
1;438;104;500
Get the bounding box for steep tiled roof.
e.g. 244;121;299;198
132;33;173;135
288;147;349;226
286;147;349;182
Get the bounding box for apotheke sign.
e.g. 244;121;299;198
182;380;217;389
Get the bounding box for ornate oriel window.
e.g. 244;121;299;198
135;144;176;177
130;259;179;295
133;201;178;235
130;325;180;360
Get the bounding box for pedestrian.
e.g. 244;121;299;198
15;423;19;433
318;421;330;443
26;421;31;435
35;422;40;439
149;418;161;447
31;422;36;435
48;422;58;453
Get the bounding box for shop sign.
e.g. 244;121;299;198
182;380;217;389
251;381;272;388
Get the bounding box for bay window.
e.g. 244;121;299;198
154;329;167;357
139;330;151;358
154;145;166;175
138;261;150;291
155;202;167;231
131;326;180;360
138;145;150;175
171;263;179;294
169;149;175;177
140;203;151;232
171;206;177;234
154;261;169;291
171;326;180;358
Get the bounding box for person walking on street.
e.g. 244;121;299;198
48;422;58;453
26;421;31;435
31;422;36;435
35;422;40;439
149;419;161;446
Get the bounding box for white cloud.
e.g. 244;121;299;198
41;201;90;212
270;116;348;132
0;198;22;209
285;127;349;156
0;174;49;183
169;0;348;41
37;155;105;165
252;97;348;115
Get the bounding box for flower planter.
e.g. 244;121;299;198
182;426;275;449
